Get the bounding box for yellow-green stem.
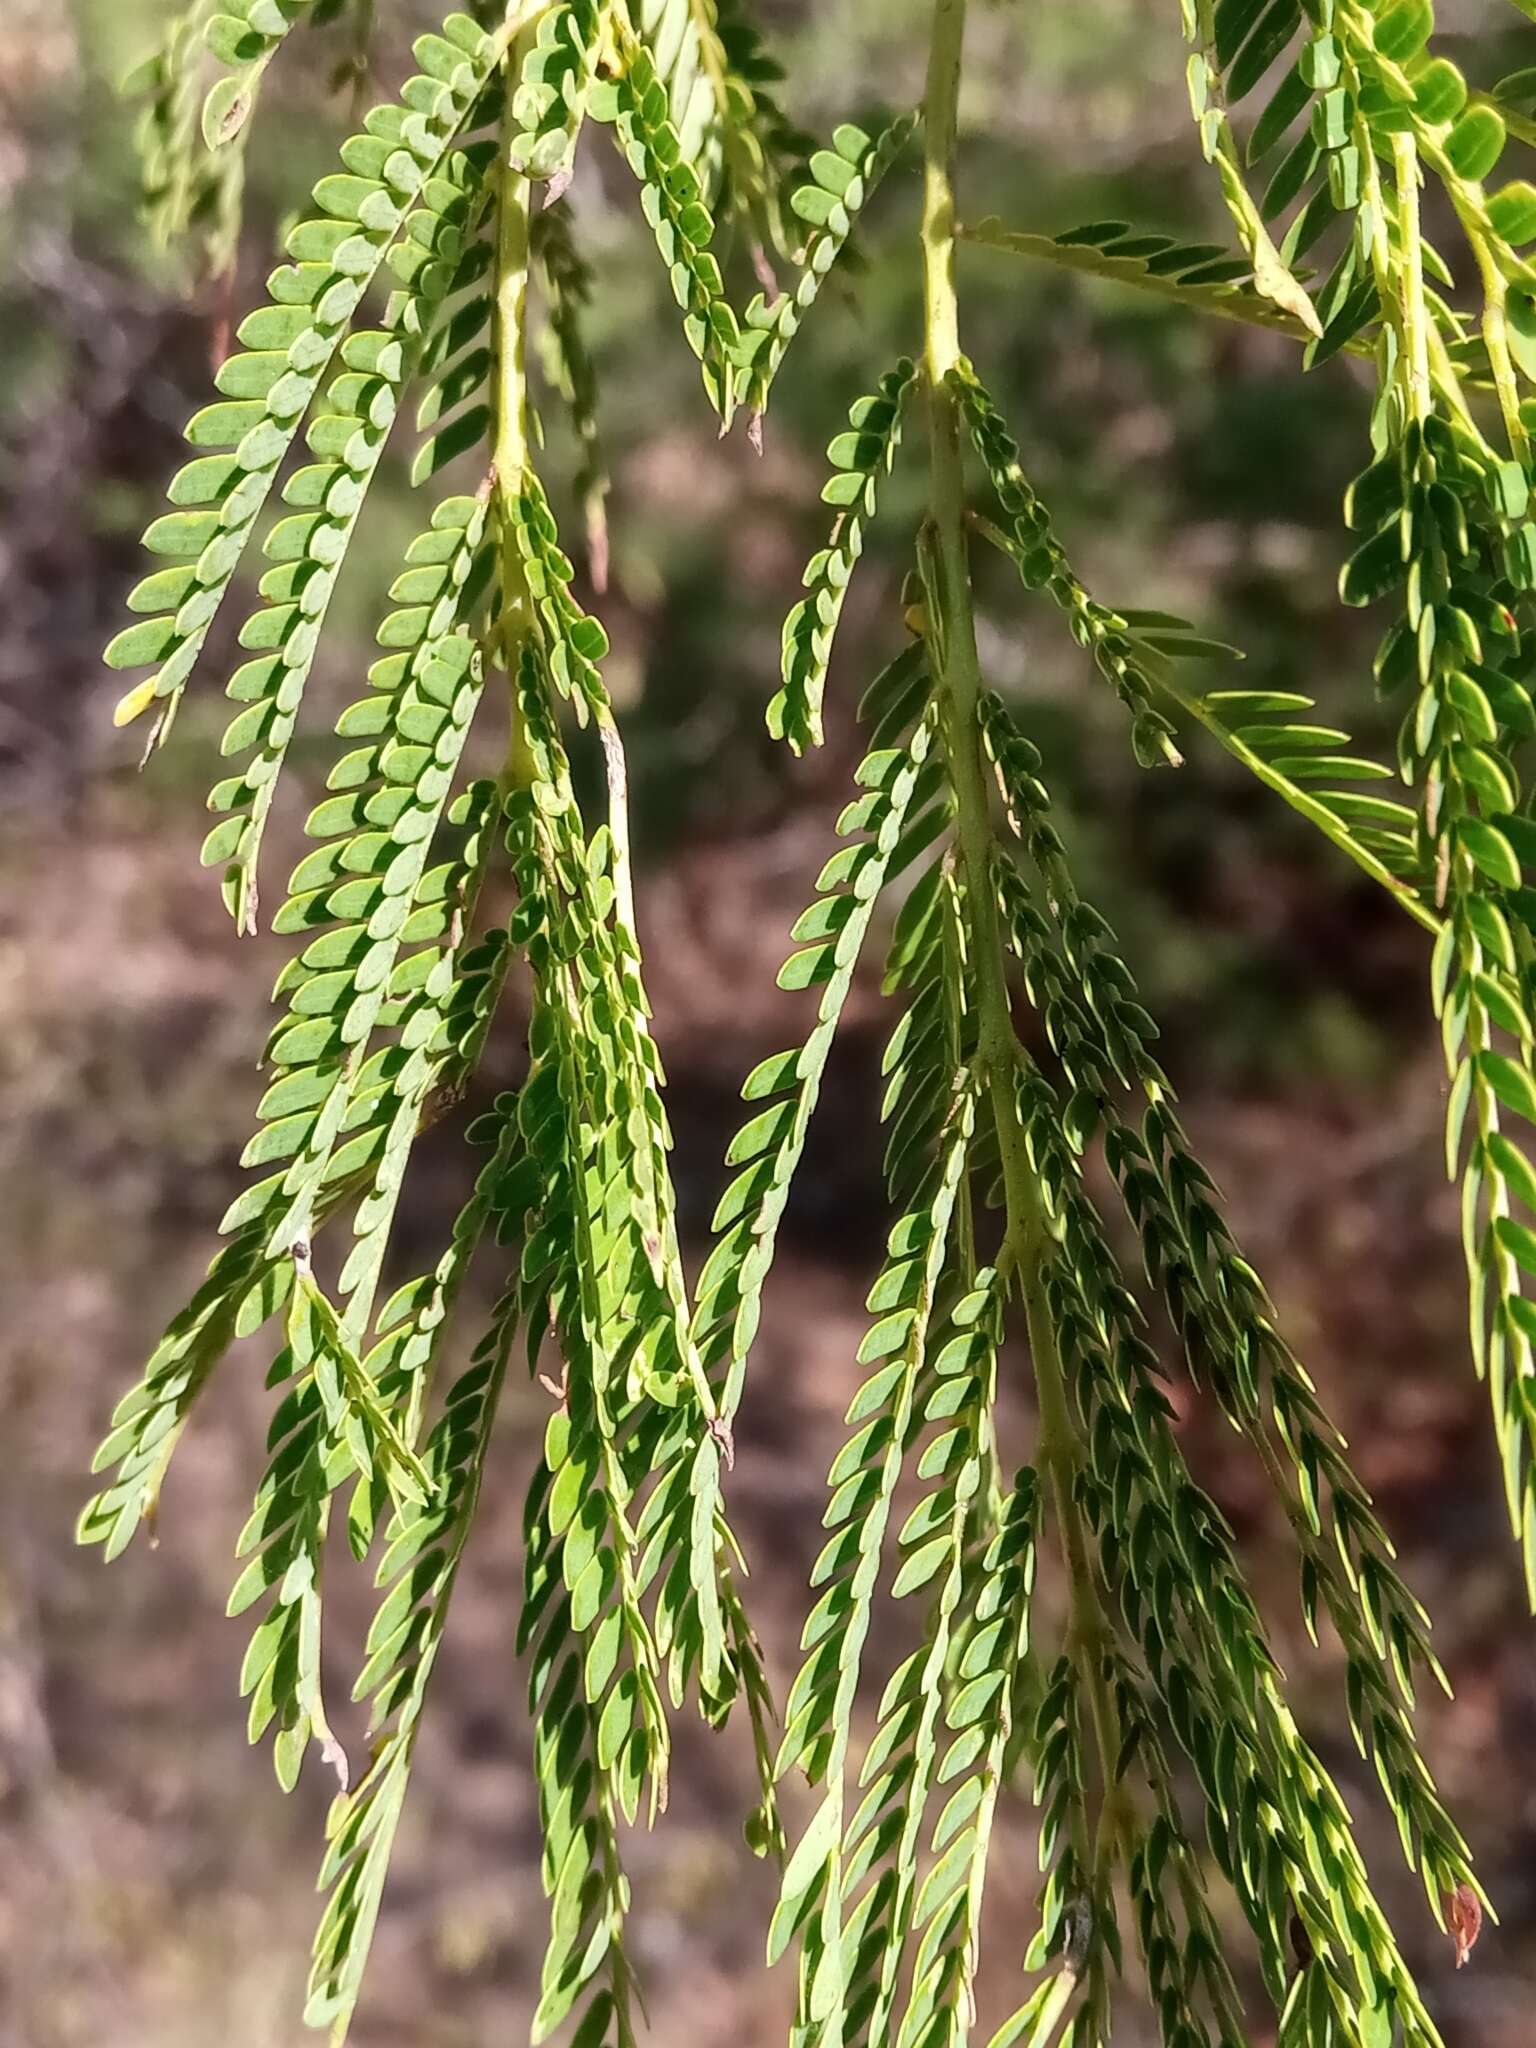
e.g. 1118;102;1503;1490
495;21;538;792
1421;111;1530;461
1391;134;1431;425
1457;201;1532;467
921;0;1132;1866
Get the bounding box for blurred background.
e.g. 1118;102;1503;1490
3;0;1536;2041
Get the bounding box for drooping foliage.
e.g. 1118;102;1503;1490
88;0;1536;2043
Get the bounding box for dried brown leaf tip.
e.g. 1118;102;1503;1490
1442;1884;1483;1969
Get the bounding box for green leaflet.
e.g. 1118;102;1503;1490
1152;671;1435;927
859;1279;1018;2048
255;885;503;1621
592;21;917;432
695;647;945;1425
79;1164;378;1565
334;792;509;1345
206;155;495;931
505;467;613;715
881;845;959;1211
772;1086;977;2044
307;1112;533;2041
238;490;494;1259
631;0;731;197
596;24;757;422
201;0;316;151
411;255;495;484
739;112;920;422
104;12;503;748
1181;0;1322;337
79;1226;286;1558
769;360;916;752
232;1252;432;1793
628;0;809;260
506;0;604;181
961;203;1523;418
513;1011;671;1825
291;1260;431;1502
1018;1658;1115;2041
951;360;1183;770
961;214;1333;344
521;1457;639;2048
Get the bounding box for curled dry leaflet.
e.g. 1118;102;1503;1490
1443;1884;1483;1971
85;0;1536;2043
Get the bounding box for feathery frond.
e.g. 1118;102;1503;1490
739;113;919;424
80;1226;287;1557
950;359;1182;770
770;360;916;752
307;1107;533;2035
90;3;1530;2042
695;646;945;1424
595;21;753;421
1170;0;1536;1599
106;12;509;754
772;1083;978;2042
208;192;497;931
961;214;1327;344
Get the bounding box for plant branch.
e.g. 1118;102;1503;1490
1392;135;1433;426
921;0;1132;1874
